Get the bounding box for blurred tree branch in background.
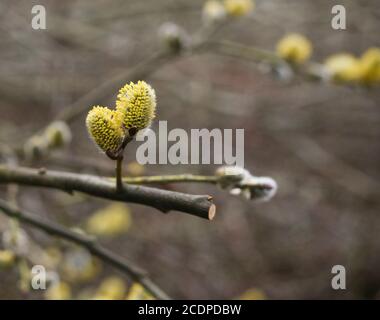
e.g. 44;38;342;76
0;199;170;300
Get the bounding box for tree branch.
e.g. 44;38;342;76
121;174;276;202
207;39;285;66
0;199;170;300
205;39;329;81
0;166;216;221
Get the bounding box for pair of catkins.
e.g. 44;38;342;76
86;81;156;159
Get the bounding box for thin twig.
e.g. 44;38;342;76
0;199;170;300
121;173;276;202
28;22;218;138
205;39;328;80
57;50;178;124
0;166;216;220
122;174;219;185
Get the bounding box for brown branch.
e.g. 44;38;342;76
0;166;216;221
0;199;170;300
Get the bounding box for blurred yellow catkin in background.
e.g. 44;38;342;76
126;161;145;176
44;121;72;150
223;0;254;17
324;53;362;83
93;276;127;300
23;121;71;160
276;33;312;64
237;287;266;300
0;250;16;268
86;203;131;237
45;282;72;300
359;47;380;85
126;283;155;300
203;0;226;23
61;248;101;283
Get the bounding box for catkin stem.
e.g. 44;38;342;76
116;156;123;191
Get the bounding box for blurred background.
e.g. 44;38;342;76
0;0;379;299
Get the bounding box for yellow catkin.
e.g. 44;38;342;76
359;47;380;85
86;106;125;154
0;250;16;267
127;161;145;176
44;282;72;300
125;283;155;300
203;0;226;23
223;0;254;17
23;135;49;160
324;53;362;82
62;249;101;283
237;288;266;300
116;81;156;132
44;121;72;149
93;277;127;300
86;203;131;237
276;33;312;64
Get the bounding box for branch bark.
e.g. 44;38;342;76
0;199;170;300
0;166;216;220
